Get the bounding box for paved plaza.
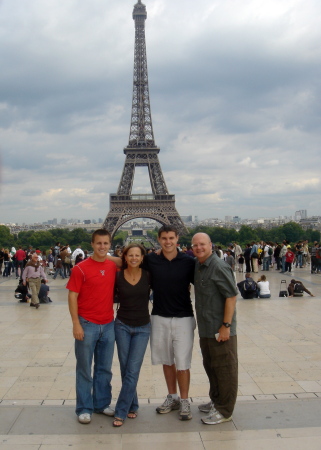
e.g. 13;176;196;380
0;265;321;449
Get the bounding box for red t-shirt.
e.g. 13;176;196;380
285;251;295;263
15;249;26;261
66;257;117;325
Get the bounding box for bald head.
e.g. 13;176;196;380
192;233;212;263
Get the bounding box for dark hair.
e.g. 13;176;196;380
121;244;146;269
91;229;111;243
158;225;178;238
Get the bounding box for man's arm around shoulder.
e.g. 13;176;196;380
106;254;122;268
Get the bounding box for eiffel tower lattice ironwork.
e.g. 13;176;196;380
103;0;187;237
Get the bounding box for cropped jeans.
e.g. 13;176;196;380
75;317;115;416
114;318;150;420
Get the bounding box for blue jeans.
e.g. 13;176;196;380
114;318;150;420
280;256;286;272
263;257;270;271
75;317;115;415
53;267;65;279
295;253;303;268
3;261;9;277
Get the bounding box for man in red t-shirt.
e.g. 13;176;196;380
15;246;26;279
67;229;117;424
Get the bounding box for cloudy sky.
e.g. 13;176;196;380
1;0;320;224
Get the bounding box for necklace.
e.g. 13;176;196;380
125;268;141;282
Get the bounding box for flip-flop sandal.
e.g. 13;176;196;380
127;411;138;419
113;418;124;427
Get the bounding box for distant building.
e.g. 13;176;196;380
233;216;241;223
225;216;232;222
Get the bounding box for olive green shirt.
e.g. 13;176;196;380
194;253;238;338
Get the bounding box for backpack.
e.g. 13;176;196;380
268;247;273;256
294;283;304;294
244;279;256;292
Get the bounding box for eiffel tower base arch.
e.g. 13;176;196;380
103;194;187;238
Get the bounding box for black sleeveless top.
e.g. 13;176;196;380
115;269;150;326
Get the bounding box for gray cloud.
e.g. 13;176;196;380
1;0;320;224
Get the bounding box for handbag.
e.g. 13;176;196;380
251;252;258;259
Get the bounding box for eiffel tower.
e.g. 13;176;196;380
103;0;187;237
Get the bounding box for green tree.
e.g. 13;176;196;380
281;222;304;243
305;229;320;243
0;225;15;248
237;225;258;244
113;231;128;247
268;226;286;243
69;228;91;247
28;231;54;248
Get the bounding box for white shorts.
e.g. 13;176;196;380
150;315;196;370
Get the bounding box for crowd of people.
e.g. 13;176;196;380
219;239;318;300
0;243;89;309
0;243;87;279
212;239;321;275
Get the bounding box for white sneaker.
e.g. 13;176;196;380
201;410;232;425
179;399;192;420
156;395;180;414
101;406;115;416
78;413;91;424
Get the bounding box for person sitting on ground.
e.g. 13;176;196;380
288;279;314;297
256;274;271;298
237;273;257;299
38;279;52;303
15;279;31;303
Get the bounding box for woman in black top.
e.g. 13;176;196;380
113;244;150;427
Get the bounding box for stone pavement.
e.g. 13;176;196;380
0;265;321;449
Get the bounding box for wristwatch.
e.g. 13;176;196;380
222;322;231;328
